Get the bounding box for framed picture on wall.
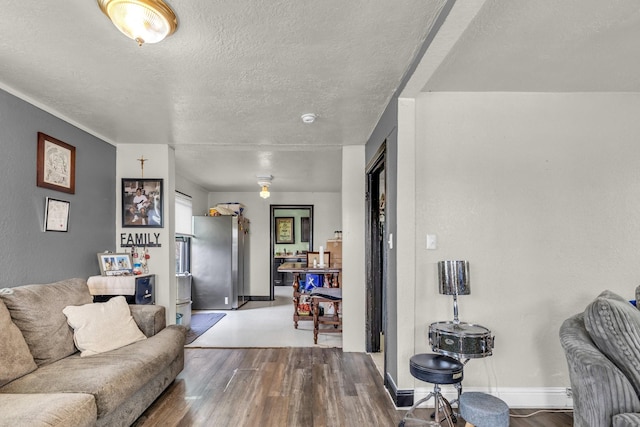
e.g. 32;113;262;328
301;217;310;242
275;217;295;244
37;132;75;194
122;178;163;228
44;197;70;232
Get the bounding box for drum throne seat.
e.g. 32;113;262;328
399;353;464;427
459;392;509;427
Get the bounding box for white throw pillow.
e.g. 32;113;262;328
63;296;146;357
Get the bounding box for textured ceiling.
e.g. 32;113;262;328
0;0;638;192
423;0;640;93
0;0;447;192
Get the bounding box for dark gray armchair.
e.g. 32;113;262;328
559;289;640;427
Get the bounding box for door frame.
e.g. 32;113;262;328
269;204;314;300
365;142;386;353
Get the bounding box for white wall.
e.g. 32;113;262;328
176;174;209;219
116;144;176;325
406;91;640;406
396;98;418;387
341;146;366;352
207;191;342;296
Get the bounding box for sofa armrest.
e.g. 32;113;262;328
560;313;640;427
129;305;166;337
614;413;640;427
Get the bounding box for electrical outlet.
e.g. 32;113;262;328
566;387;572;398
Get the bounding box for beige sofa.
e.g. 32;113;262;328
0;278;186;427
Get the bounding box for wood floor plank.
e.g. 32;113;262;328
134;348;573;427
287;367;314;427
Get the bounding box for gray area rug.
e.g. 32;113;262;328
185;313;226;344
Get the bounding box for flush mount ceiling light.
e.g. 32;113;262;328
97;0;178;46
257;175;273;199
301;113;317;124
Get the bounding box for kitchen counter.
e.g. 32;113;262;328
277;262;340;274
274;254;306;259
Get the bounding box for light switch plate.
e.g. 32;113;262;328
426;234;437;250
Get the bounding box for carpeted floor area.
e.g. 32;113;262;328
185;312;226;344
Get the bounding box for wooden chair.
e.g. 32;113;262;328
310;287;342;344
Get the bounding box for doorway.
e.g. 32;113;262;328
366;144;386;353
269;205;314;300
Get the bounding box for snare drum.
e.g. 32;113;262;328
429;321;494;359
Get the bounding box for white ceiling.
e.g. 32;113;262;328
1;1;638;193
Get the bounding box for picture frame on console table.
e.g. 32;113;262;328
97;252;133;276
37;132;75;194
122;178;163;228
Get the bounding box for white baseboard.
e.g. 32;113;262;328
410;386;574;409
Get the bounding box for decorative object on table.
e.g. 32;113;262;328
275;217;294;244
130;246;150;274
122;178;163;228
438;260;470;324
141;247;150;273
306;251;331;271
97;0;178;46
43;197;70;232
37;132;75;194
97;252;132;276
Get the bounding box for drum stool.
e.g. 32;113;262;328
399;354;464;427
459;392;509;427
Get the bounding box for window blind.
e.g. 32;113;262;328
175;192;193;235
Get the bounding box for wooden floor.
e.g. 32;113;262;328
133;348;573;427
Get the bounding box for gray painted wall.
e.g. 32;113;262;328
0;89;116;287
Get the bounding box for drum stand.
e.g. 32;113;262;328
403;383;456;427
429;370;465;423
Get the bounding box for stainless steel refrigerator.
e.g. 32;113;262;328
191;215;249;309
